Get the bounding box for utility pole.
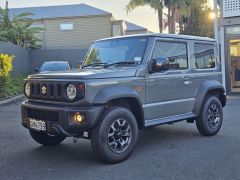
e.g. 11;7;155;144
214;0;226;90
5;0;8;9
213;0;219;45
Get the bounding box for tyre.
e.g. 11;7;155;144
29;130;66;146
91;106;138;163
196;96;223;136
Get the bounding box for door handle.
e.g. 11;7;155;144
183;77;192;85
184;80;192;85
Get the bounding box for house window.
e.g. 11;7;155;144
60;23;74;30
194;43;216;69
112;24;122;37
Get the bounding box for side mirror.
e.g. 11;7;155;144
78;61;83;69
150;57;169;73
34;68;39;73
68;63;72;69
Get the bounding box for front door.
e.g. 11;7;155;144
229;39;240;92
145;39;195;121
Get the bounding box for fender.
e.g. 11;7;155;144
193;80;225;116
93;86;141;104
93;86;145;128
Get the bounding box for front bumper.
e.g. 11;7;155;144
21;100;104;137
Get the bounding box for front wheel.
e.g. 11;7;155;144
196;96;223;136
91;106;138;164
29;130;66;146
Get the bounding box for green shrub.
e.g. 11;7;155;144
0;75;25;98
0;54;14;79
0;54;15;97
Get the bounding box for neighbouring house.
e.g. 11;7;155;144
9;3;149;49
112;20;148;36
125;21;148;35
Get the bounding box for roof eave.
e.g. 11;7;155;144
30;13;113;21
126;28;148;31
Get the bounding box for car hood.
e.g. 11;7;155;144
28;67;138;80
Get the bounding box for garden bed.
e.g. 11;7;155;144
0;75;26;100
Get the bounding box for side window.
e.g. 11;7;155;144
194;43;216;69
152;41;188;70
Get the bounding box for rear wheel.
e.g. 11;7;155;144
196;96;223;136
29;130;66;146
91;106;138;163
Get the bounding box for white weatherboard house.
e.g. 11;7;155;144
9;3;149;49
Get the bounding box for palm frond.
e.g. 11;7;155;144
127;0;164;13
0;7;42;48
12;12;34;23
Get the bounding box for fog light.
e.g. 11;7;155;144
74;113;84;124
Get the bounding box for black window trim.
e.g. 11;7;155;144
149;39;190;73
193;42;217;70
82;36;150;67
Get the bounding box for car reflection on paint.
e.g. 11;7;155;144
35;61;71;73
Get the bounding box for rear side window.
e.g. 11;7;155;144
152;41;188;70
194;43;216;69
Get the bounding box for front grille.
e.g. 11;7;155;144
26;81;84;102
29;82;65;102
27;108;59;122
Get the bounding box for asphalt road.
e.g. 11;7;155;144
0;97;240;180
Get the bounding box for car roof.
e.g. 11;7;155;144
96;33;215;43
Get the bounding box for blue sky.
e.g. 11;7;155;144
0;0;159;32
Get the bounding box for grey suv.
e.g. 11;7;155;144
21;34;226;163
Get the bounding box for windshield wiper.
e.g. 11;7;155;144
103;61;137;68
82;62;107;68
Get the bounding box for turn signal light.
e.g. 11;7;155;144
79;84;84;91
73;113;84;124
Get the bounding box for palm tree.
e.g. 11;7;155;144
180;0;213;37
127;0;164;33
126;0;194;34
0;1;11;29
165;0;195;34
0;1;43;48
0;8;11;41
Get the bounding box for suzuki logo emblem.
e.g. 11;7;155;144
41;86;47;95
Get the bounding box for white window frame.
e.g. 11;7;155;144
60;23;74;31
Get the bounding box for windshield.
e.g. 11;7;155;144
40;62;69;72
83;37;148;67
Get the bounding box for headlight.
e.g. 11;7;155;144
24;82;31;97
66;84;77;100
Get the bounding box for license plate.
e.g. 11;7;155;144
29;118;46;131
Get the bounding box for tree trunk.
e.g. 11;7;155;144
168;6;171;34
171;6;176;34
157;7;163;33
179;16;184;34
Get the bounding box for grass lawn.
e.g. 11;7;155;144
0;75;26;99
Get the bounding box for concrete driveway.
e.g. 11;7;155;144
0;97;240;180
